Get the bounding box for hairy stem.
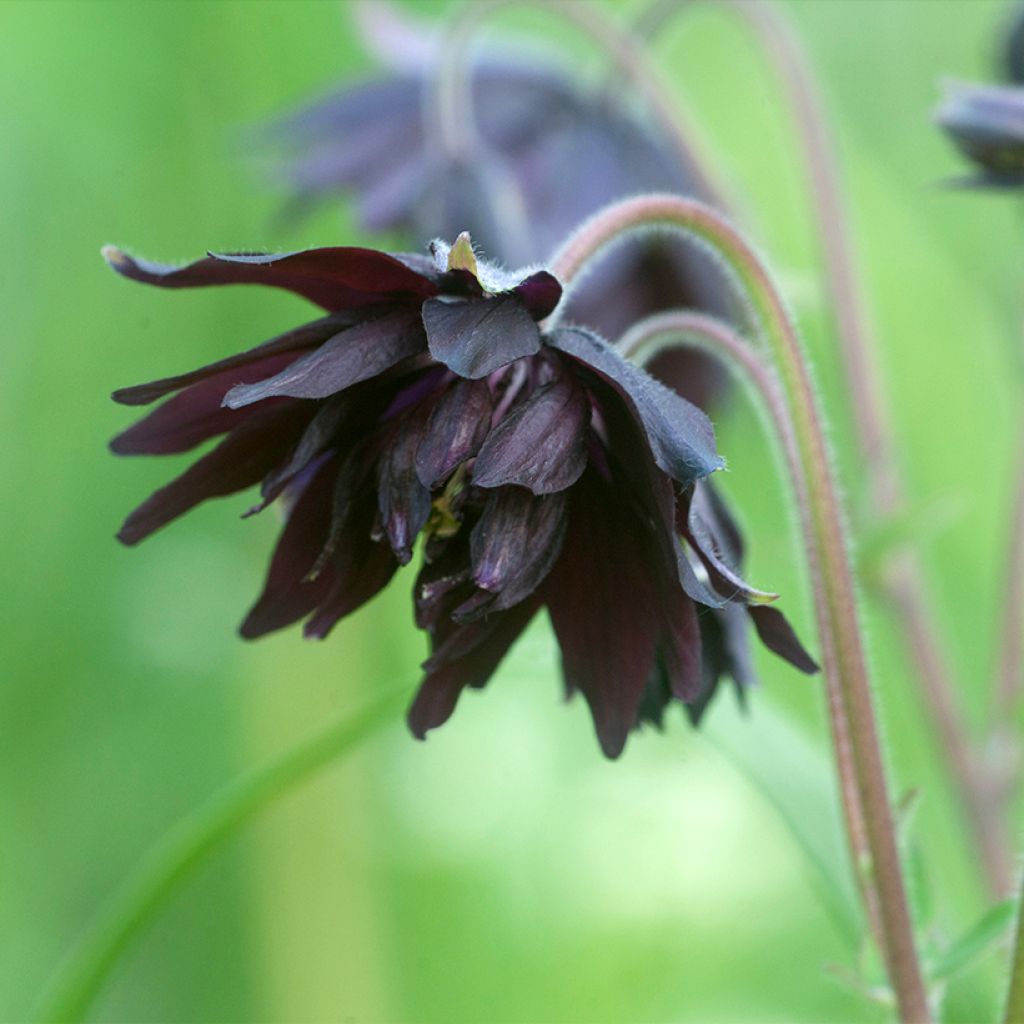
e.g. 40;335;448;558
430;0;727;208
1005;871;1024;1024
634;0;1011;899
32;689;405;1024
552;194;931;1022
617;310;886;954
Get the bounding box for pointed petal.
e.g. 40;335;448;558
471;372;590;493
103;245;438;312
407;598;539;739
376;416;432;564
659;583;703;704
547;325;723;485
110;353;298;455
454;488;567;621
116;403;311;546
422;294;541;379
414;378;493;488
545;470;661;758
239;456;339;638
224;311;425;406
303;488;399;639
748;606;819;674
112;314;355;407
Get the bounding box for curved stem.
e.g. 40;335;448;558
429;0;728;209
618;310;886;954
993;434;1024;723
634;0;1012;897
1004;871;1024;1024
551;194;931;1023
31;688;406;1024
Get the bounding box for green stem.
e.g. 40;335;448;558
1004;871;1024;1023
550;194;931;1023
32;688;406;1024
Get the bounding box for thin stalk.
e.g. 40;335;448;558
32;688;406;1024
993;433;1024;724
617;310;885;956
551;194;931;1023
636;0;1012;898
1004;870;1024;1024
429;0;728;209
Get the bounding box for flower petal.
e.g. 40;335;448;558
422;294;541;379
110;353;297;455
748;606;819;675
514;270;562;321
545;469;661;758
454;488;567;621
239;455;339;638
103;245;438;312
303;487;399;639
547;325;723;485
471;371;590;493
116;403;311;546
414;378;493;488
112;313;355;407
407;597;540;740
376;415;433;565
224;311;425;407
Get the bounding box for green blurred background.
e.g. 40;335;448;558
2;1;1021;1020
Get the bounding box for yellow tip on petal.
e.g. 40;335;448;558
102;245;129;268
446;231;478;276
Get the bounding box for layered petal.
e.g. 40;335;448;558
471;370;590;493
103;245;438;312
547;325;723;485
223;311;425;406
422;294;541;379
376;414;432;564
117;402;311;546
748;606;819;675
415;378;493;488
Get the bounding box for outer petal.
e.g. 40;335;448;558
514;271;562;321
407;596;540;740
545;469;661;758
116;402;311;546
224;311;425;407
303;486;399;639
103;245;438;312
110;353;297;455
547;325;723;485
748;606;819;674
414;378;493;488
239;455;339;638
471;372;590;493
422;294;541;379
454;488;567;621
112;313;356;407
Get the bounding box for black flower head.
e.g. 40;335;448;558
264;1;730;411
107;234;816;758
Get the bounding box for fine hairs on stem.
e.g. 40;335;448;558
633;0;1013;898
551;194;931;1023
617;310;886;956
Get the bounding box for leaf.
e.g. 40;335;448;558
928;899;1017;981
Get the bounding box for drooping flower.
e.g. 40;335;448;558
107;235;816;757
262;0;730;411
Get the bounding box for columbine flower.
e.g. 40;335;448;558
107;233;815;757
935;80;1024;187
262;1;729;411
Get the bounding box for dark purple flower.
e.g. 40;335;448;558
107;235;816;758
263;1;729;411
935;80;1024;187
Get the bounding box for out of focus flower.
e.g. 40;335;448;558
936;80;1024;187
106;235;816;757
263;0;730;411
